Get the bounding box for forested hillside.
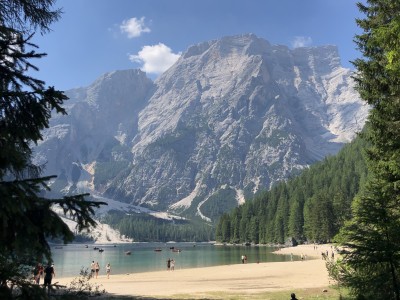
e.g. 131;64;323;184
215;135;369;244
102;211;214;242
102;135;368;243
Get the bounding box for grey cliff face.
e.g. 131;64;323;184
34;34;368;222
33;69;155;194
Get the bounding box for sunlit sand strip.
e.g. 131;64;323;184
56;244;333;297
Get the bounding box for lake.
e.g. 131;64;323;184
51;242;295;278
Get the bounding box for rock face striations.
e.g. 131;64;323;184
34;34;368;222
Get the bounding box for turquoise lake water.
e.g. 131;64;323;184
51;243;295;278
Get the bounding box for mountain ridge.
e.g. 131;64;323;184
34;34;369;222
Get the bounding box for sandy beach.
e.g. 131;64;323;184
56;244;335;298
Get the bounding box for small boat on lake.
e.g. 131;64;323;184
98;248;104;253
172;249;182;253
154;249;162;252
125;251;132;255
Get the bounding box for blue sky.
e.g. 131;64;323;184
31;0;364;91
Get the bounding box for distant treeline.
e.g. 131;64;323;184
101;211;215;242
215;135;369;244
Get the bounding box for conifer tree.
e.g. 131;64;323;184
333;1;400;299
288;193;304;241
0;1;106;298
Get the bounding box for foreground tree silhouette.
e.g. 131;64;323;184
332;1;400;299
0;1;106;298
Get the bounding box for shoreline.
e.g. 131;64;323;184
55;244;334;298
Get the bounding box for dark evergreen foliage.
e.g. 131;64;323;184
0;0;61;34
331;1;400;299
215;136;368;245
103;210;214;242
0;1;106;298
0;20;106;265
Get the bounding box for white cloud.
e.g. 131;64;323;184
129;43;181;75
120;17;150;38
292;36;313;48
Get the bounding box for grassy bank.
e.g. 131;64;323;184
97;286;352;300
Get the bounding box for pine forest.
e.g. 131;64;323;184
215;134;369;245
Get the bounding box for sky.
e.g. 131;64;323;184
30;0;365;91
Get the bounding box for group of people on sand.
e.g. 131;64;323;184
33;262;55;292
321;250;335;260
167;258;175;270
90;261;112;279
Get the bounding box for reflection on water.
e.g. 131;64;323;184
51;242;292;278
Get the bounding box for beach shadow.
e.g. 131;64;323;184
101;295;216;300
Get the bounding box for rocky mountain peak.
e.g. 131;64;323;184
34;34;369;223
292;45;341;75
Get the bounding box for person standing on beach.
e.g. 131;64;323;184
34;263;44;284
241;255;245;264
43;262;55;293
106;263;111;279
95;262;100;279
170;259;175;271
167;258;171;270
90;260;95;278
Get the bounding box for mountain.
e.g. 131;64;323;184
216;133;369;244
33;69;155;193
34;34;369;223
